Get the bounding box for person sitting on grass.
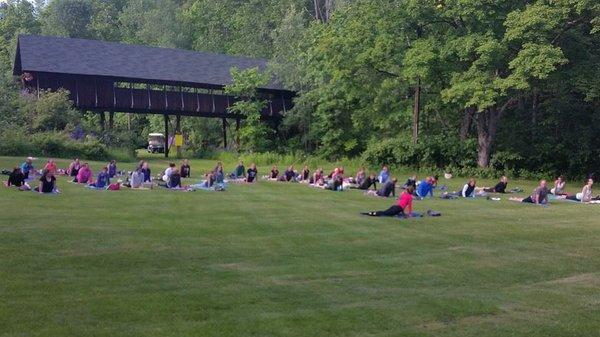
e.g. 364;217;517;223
5;167;29;190
89;166;110;189
310;168;325;186
20;157;35;180
75;163;93;184
231;160;246;179
269;165;279;180
298;165;310;182
246;163;258;183
180;159;191;178
44;159;57;175
214;165;225;184
281;165;296;182
416;176;434;198
162;163;176;184
510;180;549;205
129;167;144;189
67;158;81;178
353;167;366;186
141;161;152;183
551;176;566;195
168;169;182;189
366;178;397;197
565;178;598;202
323;172;344;191
403;175;417;189
483;176;508;193
364;185;414;217
378;165;390;184
35;169;57;194
107;160;117;178
358;173;378;190
461;178;477;198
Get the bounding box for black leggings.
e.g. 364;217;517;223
374;205;404;216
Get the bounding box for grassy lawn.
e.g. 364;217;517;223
0;156;599;337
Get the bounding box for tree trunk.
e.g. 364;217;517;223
476;106;501;168
460;107;475;141
412;78;421;144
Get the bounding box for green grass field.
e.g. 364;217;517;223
1;156;599;337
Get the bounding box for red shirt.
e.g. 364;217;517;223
397;191;413;213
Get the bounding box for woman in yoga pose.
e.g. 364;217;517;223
510;180;549;204
483;176;508;193
36;169;57;193
67;158;81;178
89;166;110;189
566;178;598;202
246;163;258;183
365;185;414;217
180;159;191;178
76;163;93;184
269;165;279;180
461;178;477;198
551;176;566;195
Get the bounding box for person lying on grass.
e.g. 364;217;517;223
366;178;397;197
75;163;93;184
364;185;414;217
481;176;508;193
35;169;57;194
564;178;600;202
510;180;549;205
88;166;110;189
551;175;566;195
246;163;258;183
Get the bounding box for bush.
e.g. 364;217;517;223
0;130;135;162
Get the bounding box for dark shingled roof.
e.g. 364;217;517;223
14;34;287;91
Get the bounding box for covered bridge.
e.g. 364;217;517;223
13;34;294;156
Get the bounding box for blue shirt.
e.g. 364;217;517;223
108;164;117;178
378;170;390;184
416;180;433;197
21;162;34;175
96;172;110;188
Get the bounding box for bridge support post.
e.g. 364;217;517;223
99;111;106;132
222;118;227;149
108;111;114;130
176;115;182;158
164;114;169;158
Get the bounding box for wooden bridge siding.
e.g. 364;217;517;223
30;72;290;118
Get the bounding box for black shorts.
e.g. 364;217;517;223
522;196;533;203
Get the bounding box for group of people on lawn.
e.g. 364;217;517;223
3;157;599;218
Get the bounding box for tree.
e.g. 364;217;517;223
224;67;271;152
